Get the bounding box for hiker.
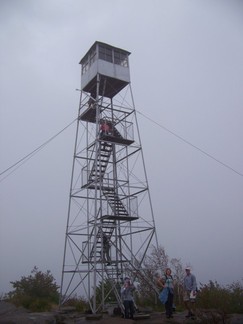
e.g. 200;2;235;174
100;120;110;137
88;97;95;109
102;233;111;265
183;267;197;319
121;277;135;319
157;268;174;319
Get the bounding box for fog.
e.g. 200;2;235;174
0;0;243;294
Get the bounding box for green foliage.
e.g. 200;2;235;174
63;296;89;312
62;280;116;313
132;245;243;314
7;266;59;312
136;278;243;314
135;290;159;309
227;281;243;313
134;245;169;306
135;245;184;308
197;280;243;314
95;278;118;304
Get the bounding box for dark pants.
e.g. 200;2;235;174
165;291;174;317
123;300;134;319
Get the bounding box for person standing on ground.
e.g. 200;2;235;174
159;268;174;319
183;267;197;319
121;277;135;319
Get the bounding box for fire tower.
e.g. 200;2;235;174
60;41;158;313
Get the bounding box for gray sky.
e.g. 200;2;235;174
1;0;243;294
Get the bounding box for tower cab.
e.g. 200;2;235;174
79;41;131;98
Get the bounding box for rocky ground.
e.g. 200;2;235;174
0;301;243;324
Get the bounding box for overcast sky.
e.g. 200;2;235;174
0;0;243;295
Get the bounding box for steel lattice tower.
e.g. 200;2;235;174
60;41;158;313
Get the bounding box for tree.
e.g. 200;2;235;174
134;245;185;308
95;278;118;305
7;266;59;311
170;258;184;305
144;245;169;273
134;245;169;307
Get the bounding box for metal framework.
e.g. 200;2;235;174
60;42;158;313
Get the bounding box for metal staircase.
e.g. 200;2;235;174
102;187;129;218
88;141;112;183
89;222;115;262
87;138;134;263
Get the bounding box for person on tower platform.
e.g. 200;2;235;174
100;119;110;137
88;97;95;109
102;233;111;265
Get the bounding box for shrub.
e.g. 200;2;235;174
197;280;243;314
7;266;59;312
63;296;89;312
227;281;243;314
